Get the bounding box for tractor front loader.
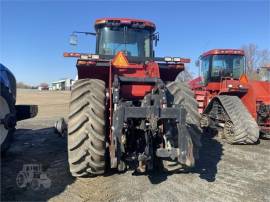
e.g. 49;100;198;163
64;18;201;177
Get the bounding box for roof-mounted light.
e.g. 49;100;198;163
91;54;100;59
95;18;156;30
80;54;99;60
173;57;181;62
80;55;89;60
202;49;245;57
164;57;173;62
164;57;190;63
95;19;106;24
173;57;191;63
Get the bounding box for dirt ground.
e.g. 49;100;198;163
1;89;270;202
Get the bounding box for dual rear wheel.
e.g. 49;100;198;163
67;79;201;176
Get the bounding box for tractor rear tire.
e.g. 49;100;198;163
68;79;107;177
167;81;200;126
164;81;201;171
0;84;16;153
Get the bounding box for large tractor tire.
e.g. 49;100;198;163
68;79;107;177
164;81;201;171
167;81;200;125
0;83;16;153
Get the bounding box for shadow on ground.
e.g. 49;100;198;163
145;132;223;184
193;132;223;182
1;127;224;201
1;127;75;201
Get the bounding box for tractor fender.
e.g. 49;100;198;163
0;64;16;100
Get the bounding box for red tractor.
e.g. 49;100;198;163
64;18;201;177
189;49;270;144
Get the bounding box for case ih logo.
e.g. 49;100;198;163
16;164;51;191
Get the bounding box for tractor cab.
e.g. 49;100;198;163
94;18;157;59
199;49;245;84
65;18;190;85
68;18;158;62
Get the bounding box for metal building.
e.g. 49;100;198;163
51;79;74;90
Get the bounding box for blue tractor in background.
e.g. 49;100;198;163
0;64;38;152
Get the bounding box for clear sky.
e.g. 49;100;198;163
1;0;269;85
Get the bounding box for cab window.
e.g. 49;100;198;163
211;55;245;81
200;56;210;84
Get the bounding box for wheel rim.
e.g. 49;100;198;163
0;96;10;145
16;173;27;188
224;120;235;139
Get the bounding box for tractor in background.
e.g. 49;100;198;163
64;18;201;177
0;64;38;153
16;164;51;190
189;49;270;144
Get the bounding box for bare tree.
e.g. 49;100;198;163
17;82;32;89
260;64;270;81
39;83;49;88
242;43;270;80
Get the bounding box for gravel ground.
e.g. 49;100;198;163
1;89;270;202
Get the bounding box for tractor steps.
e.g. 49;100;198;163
194;90;207;114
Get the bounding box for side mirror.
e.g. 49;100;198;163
153;32;159;47
195;59;200;67
69;33;78;46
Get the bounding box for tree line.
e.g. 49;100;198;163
17;82;49;89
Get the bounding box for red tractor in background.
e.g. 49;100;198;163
189;49;270;144
64;18;201;177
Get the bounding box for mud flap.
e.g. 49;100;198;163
177;123;195;167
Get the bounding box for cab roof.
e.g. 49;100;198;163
95;18;156;31
201;49;245;57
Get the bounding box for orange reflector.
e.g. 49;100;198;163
180;58;191;63
239;74;249;84
77;60;87;65
112;51;129;68
63;52;69;57
63;52;81;57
